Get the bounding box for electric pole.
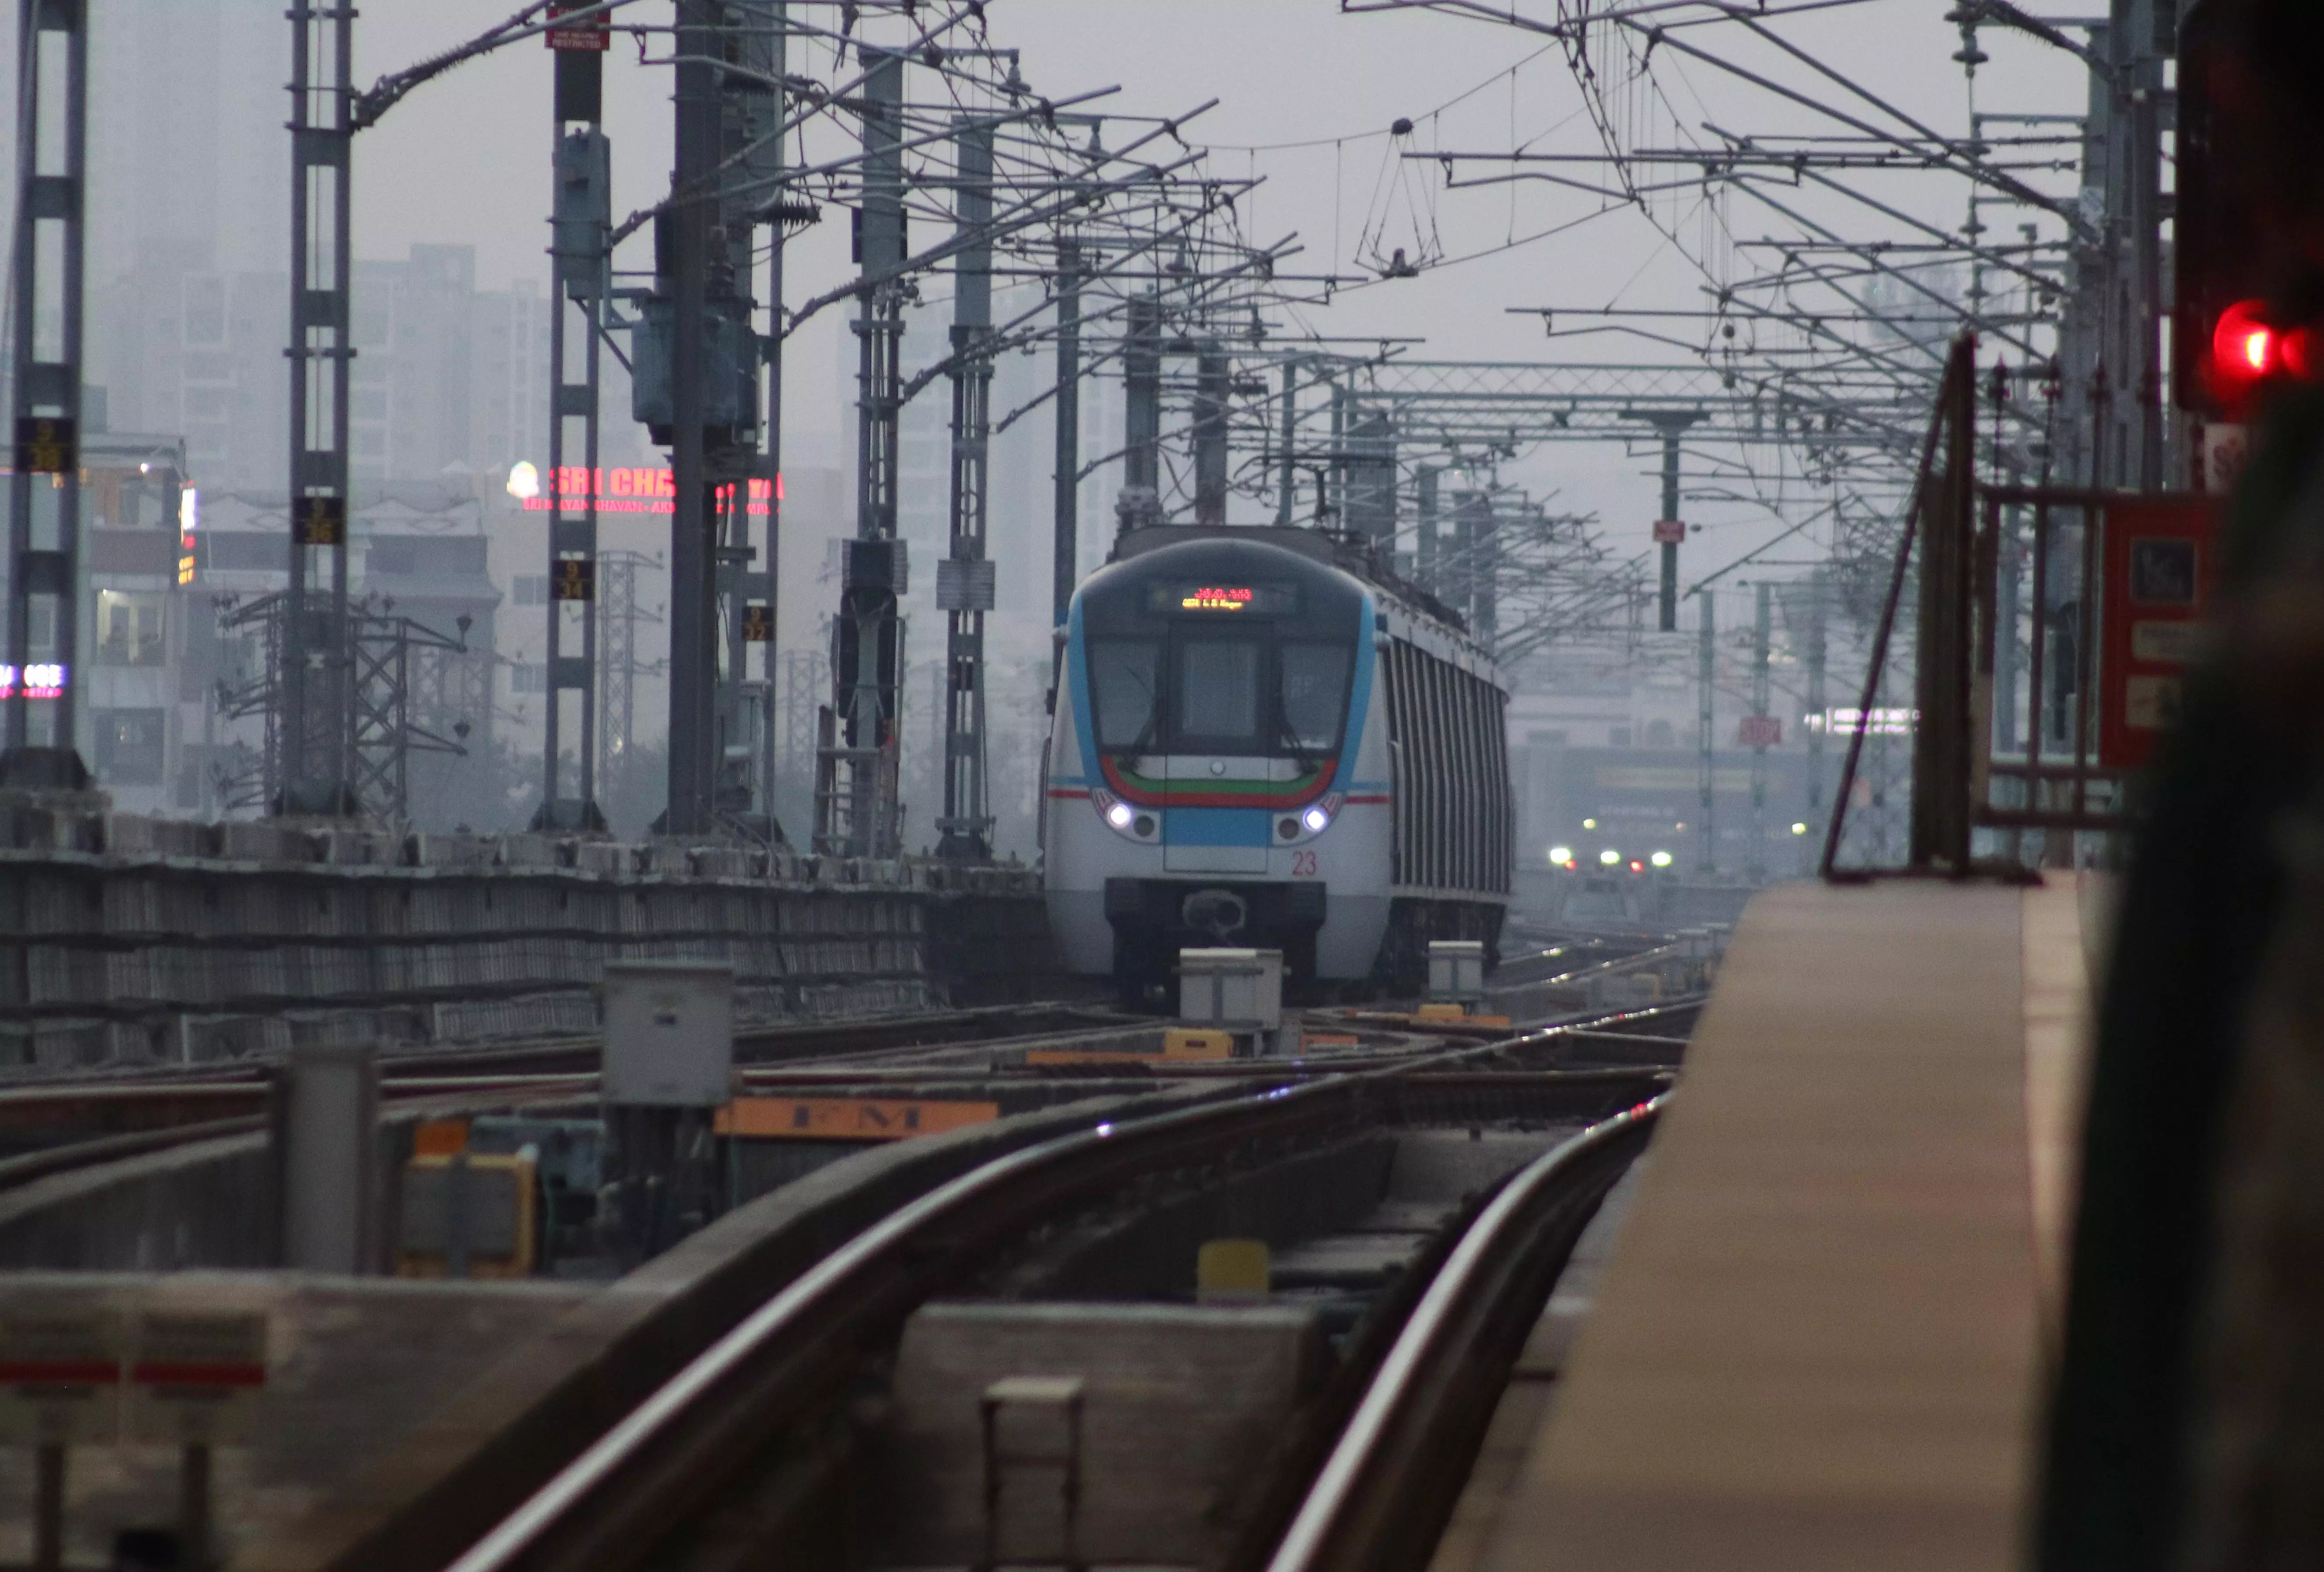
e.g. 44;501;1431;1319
662;0;720;837
538;10;610;830
0;0;89;791
1050;238;1081;635
817;46;907;858
937;119;996;861
280;0;357;816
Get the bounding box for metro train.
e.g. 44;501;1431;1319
1043;524;1513;1004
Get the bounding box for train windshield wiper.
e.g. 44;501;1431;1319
1111;683;1160;761
1276;711;1321;773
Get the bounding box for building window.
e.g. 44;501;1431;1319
514;575;549;607
511;663;547;695
1609;727;1632;748
1646;719;1676;747
182;276;227;348
94;708;166;784
95;591;166;666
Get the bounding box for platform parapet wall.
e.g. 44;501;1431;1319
0;803;1056;1073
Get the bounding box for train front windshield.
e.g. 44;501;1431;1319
1079;548;1364;760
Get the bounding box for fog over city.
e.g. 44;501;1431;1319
1;1;2079;853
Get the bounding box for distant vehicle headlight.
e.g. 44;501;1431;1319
1598;848;1621;866
1650;850;1673;868
1548;845;1573;866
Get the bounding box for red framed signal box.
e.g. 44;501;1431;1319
2098;496;2223;770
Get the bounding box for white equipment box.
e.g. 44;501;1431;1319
1178;948;1283;1032
1427;940;1487;1004
602;961;735;1107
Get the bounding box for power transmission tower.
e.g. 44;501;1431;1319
348;608;471;824
215;592;467;825
595;550;665;789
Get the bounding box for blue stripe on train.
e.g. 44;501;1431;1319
1162;807;1274;848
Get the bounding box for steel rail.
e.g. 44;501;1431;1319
440;1078;1359;1572
0;995;1689;1197
436;1058;1668;1572
1262;1095;1667;1572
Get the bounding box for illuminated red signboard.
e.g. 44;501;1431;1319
1182;586;1254;611
517;467;782;517
2098;495;2222;770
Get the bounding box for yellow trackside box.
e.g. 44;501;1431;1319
1196;1238;1270;1304
397;1153;538;1280
1415;1002;1468;1023
1162;1029;1234;1061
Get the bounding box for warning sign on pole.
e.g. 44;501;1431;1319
0;1312;122;1444
124;1313;268;1445
546;2;611;50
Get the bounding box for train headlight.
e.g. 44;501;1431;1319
1091;787;1155;841
1598;848;1621;866
1548;845;1573;866
1279;793;1344;843
1650;850;1673;869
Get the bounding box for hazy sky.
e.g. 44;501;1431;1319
12;1;2087;582
332;1;2082;571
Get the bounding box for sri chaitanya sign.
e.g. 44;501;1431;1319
506;461;780;515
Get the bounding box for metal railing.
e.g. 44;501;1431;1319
1822;332;2220;878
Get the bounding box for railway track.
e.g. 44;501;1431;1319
404;1018;1675;1572
0;992;1697;1199
1262;1098;1663;1572
0;1004;1151;1186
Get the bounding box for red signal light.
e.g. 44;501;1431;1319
2203;299;2324;413
1629;859;1644;873
2286;326;2319;381
2215;298;2277;384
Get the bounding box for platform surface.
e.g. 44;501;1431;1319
1475;876;2097;1572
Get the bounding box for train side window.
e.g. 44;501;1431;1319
1279;644;1351;752
1176;638;1261;748
1088;639;1160;751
